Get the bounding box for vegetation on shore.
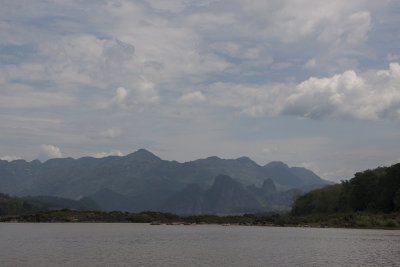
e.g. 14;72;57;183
291;163;400;215
1;208;399;229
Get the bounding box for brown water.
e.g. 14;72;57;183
0;223;399;266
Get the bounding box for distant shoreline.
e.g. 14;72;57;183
2;209;399;230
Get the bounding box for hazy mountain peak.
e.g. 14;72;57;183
126;149;160;160
30;159;41;164
205;156;221;161
0;150;332;214
264;161;289;169
236;156;257;165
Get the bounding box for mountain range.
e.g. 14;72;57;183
0;149;333;214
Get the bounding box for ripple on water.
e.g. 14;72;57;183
0;224;399;266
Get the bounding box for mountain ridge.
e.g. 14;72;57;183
0;149;333;214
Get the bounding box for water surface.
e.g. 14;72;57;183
0;223;399;266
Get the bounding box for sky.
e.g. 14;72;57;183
1;0;400;182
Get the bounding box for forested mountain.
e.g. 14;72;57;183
291;163;400;215
0;149;332;214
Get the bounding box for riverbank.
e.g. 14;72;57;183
1;209;400;229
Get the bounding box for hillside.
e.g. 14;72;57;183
0;193;97;216
292;163;400;216
0;149;332;214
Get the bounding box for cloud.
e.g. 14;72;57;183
146;0;189;13
262;147;278;153
1;0;399;182
304;58;317;70
204;62;400;120
0;35;136;89
236;0;370;42
0;155;21;161
204;82;289;117
92;150;124;158
39;36;136;88
111;87;128;107
177;91;206;105
133;82;159;104
99;127;122;139
38;144;62;162
0;0;380;109
271;62;293;71
232;1;372;72
284;70;366;119
0;83;75;109
109;84;159;110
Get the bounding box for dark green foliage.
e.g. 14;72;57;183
3;208;399;229
292;163;400;215
291;184;343;215
0;193;49;215
0;193;24;215
393;189;400;210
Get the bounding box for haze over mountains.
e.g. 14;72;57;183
0;149;333;214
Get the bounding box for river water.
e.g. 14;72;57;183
0;223;399;266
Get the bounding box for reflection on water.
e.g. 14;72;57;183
0;223;399;266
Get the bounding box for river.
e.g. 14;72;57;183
0;223;399;266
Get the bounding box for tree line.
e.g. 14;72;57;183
291;163;400;215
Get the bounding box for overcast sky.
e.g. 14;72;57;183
1;0;400;181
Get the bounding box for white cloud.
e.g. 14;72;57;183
204;82;289;117
133;81;159;104
0;155;21;161
344;11;371;45
92;150;124;158
209;42;241;57
0;82;75;109
111;87;128;107
99;127;122;139
0;0;378;112
39;36;137;88
262;147;278;153
284;70;366;119
230;0;373;71
1;0;399;182
109;84;159;110
204;62;400;120
304;58;317;70
38;144;62;162
241;105;266;117
177;91;206;105
238;0;371;43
